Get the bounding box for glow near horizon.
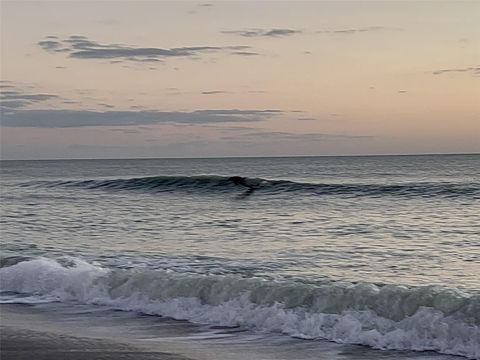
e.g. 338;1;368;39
0;1;479;159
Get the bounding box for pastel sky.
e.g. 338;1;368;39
1;1;479;159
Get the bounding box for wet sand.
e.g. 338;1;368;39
0;303;463;360
0;304;192;360
0;326;191;360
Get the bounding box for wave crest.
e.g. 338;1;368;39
22;175;480;198
1;257;479;358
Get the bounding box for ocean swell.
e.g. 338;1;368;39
1;257;479;358
22;175;480;199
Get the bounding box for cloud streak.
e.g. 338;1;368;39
201;90;230;95
222;26;393;38
317;26;393;34
38;35;251;62
222;28;301;38
235;131;372;141
231;51;260;56
432;66;480;76
1;86;60;110
1;109;282;128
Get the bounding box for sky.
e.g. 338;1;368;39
0;1;479;160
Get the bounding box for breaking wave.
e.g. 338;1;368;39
1;256;479;358
21;175;480;198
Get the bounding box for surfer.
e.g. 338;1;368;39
229;176;250;188
229;176;255;197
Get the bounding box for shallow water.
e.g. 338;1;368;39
0;303;465;360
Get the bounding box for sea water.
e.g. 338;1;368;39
1;155;479;358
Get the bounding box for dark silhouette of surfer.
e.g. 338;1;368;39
229;176;255;197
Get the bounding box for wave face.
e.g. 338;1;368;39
22;175;480;198
1;257;479;358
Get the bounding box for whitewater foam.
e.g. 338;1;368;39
1;257;479;358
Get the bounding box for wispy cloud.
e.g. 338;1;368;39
38;35;251;63
222;26;393;39
231;51;260;56
317;26;393;34
210;125;260;132
0;100;29;109
1;91;58;102
235;131;371;141
201;90;230;95
38;40;66;52
432;66;480;76
1;85;60;110
98;103;115;108
109;128;142;134
1;109;282;128
222;28;301;38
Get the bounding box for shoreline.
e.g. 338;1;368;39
0;325;191;360
0;303;468;360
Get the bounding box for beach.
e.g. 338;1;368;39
1;304;191;360
1;303;463;360
1;327;189;360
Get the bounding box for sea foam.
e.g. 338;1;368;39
1;257;479;358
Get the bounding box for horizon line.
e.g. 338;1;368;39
1;152;479;162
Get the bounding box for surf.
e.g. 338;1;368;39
1;256;478;358
19;175;480;199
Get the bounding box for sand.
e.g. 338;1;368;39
0;325;191;360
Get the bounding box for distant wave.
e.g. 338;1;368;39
21;175;480;199
1;256;479;358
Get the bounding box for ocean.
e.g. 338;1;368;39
1;154;479;359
